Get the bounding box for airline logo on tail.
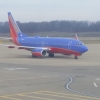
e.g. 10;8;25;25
8;12;21;39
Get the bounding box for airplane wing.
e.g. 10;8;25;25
0;44;50;50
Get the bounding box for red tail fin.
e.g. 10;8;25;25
8;12;22;45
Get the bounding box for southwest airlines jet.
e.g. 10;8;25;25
0;12;88;59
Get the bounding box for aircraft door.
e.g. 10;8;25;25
68;41;72;49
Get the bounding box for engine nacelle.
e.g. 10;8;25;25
32;49;47;57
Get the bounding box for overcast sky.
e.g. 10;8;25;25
0;0;100;22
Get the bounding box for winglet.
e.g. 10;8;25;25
75;34;79;40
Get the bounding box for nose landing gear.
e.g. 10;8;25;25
74;56;78;59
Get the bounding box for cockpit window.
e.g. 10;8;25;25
76;43;84;46
76;43;79;46
80;43;82;45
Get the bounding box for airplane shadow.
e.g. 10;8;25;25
5;54;74;59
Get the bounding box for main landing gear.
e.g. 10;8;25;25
74;56;78;59
48;53;54;57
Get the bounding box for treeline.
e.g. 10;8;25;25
0;21;100;33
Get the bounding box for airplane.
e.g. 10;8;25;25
0;12;88;59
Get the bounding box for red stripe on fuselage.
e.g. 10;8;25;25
49;47;81;56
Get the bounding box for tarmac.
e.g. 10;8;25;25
0;44;100;100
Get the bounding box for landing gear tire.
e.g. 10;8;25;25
48;53;54;57
74;56;78;59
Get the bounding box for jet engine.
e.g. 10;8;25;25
32;49;47;57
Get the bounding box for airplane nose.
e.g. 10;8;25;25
83;46;88;53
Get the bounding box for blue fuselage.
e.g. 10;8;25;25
17;36;88;55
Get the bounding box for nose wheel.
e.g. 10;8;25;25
74;56;78;59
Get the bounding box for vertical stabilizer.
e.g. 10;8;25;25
8;12;27;45
8;12;22;39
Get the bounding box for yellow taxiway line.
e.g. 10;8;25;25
0;91;100;100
